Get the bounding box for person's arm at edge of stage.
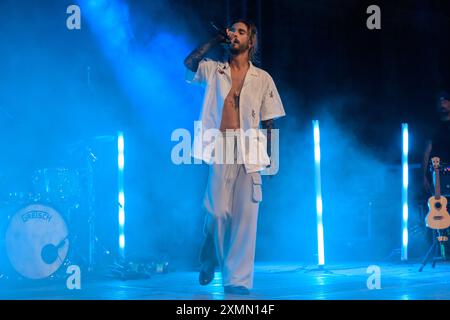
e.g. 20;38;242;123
423;140;432;195
260;74;286;174
261;119;274;158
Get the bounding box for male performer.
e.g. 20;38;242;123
423;91;450;194
184;19;285;295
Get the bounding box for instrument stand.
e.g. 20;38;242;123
84;145;115;276
418;229;448;272
84;146;96;273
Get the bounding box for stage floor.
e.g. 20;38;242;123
1;262;450;300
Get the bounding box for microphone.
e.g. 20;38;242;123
41;238;68;264
210;21;230;43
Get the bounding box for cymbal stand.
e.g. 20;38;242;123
85;146;97;272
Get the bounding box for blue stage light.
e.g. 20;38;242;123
401;124;409;261
313;120;325;266
118;131;126;256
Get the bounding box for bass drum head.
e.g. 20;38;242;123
5;204;69;280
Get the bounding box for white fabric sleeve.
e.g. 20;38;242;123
185;59;216;86
260;74;286;121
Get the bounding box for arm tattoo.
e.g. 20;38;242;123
262;119;274;158
184;35;222;72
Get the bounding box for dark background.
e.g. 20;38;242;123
1;0;449;270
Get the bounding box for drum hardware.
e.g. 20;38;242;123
78;144;98;273
66;136;116;273
41;236;69;265
0;135;118;281
32;168;81;204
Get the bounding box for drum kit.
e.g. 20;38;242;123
0;136;116;282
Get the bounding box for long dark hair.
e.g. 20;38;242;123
224;19;259;65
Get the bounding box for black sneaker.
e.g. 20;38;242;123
198;262;215;286
224;285;250;295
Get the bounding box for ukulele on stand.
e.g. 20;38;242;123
426;157;450;230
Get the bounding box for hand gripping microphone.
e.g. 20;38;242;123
210;21;230;43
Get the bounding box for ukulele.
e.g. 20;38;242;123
426;157;450;230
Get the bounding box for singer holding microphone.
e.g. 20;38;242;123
184;19;285;295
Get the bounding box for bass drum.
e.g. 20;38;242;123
3;204;69;280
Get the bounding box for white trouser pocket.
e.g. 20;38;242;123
251;172;263;202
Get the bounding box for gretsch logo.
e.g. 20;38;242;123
22;210;52;223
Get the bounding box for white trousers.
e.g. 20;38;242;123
203;163;262;289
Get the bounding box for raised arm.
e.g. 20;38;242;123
184;34;225;72
423;140;432;194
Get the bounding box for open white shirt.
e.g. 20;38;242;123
186;59;286;173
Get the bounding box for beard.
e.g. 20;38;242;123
229;40;250;55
